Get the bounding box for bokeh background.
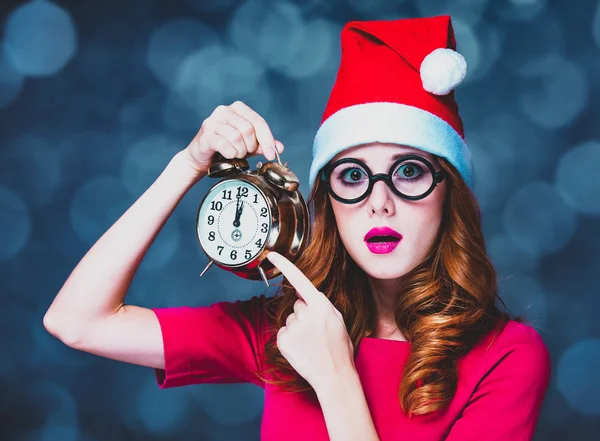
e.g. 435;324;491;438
1;0;599;439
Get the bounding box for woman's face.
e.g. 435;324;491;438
327;142;447;280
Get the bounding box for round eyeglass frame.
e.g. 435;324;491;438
320;155;446;204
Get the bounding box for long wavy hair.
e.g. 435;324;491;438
257;156;525;417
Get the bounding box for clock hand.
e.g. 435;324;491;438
233;195;242;227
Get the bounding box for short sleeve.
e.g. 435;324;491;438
151;294;273;389
445;329;552;441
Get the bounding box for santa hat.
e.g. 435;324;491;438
309;15;474;192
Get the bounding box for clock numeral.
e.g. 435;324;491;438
230;250;237;260
222;190;232;200
210;201;223;211
217;246;224;255
255;238;262;248
207;215;214;225
245;250;252;260
253;194;258;203
260;207;267;217
236;186;249;197
208;231;215;241
261;223;268;233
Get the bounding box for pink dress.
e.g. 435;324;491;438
151;294;551;440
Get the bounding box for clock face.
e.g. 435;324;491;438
197;179;271;266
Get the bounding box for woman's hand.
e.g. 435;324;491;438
266;251;356;393
182;100;284;178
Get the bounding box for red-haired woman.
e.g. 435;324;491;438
44;15;551;441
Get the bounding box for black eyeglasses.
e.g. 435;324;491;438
320;155;446;204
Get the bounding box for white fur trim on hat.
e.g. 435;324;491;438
309;102;473;191
420;48;467;96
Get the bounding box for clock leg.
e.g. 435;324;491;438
258;265;269;287
199;259;214;277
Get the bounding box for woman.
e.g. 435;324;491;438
43;15;551;441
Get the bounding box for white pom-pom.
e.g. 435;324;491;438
420;48;467;96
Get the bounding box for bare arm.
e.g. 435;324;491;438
43;149;204;370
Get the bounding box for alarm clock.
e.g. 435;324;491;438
196;150;310;286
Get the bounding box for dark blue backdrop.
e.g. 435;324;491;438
1;0;599;440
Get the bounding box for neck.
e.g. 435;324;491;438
367;277;407;340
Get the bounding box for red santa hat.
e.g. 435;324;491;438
309;15;474;191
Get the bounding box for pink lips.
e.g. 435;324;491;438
364;226;402;254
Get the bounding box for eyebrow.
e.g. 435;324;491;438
351;151;434;163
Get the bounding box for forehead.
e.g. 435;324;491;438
331;142;438;164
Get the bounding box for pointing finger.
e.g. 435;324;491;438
266;251;324;306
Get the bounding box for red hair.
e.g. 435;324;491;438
257;157;525;417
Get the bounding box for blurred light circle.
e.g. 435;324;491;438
19;425;84;441
230;1;340;79
4;0;77;76
0;135;61;207
120;136;182;270
255;2;305;70
557;339;600;415
161;91;208;133
555;141;600;215
120;135;182;197
502;15;565;77
185;0;244;13
493;0;547;21
498;274;548;328
169;43;272;125
273;17;339;80
451;20;480;86
518;58;588;129
467;131;516;211
415;0;489;26
469;113;555;211
347;0;408;18
0;187;31;261
228;0;272;58
147;19;219;87
481;113;556;175
58;131;121;180
0;44;24;109
192;383;264;425
69;176;132;245
136;377;191;435
23;381;78;427
461;23;502;84
487;232;541;276
503;182;577;257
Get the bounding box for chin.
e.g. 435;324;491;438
350;249;417;280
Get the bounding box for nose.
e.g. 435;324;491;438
366;179;395;216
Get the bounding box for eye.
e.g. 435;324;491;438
342;168;366;182
395;162;424;180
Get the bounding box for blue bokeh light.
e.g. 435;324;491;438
3;0;77;77
69;176;133;245
0;135;61;208
519;58;589;129
555;141;600;215
0;186;31;261
503;182;578;257
191;382;264;425
0;44;24;109
147;19;220;88
557;340;600;415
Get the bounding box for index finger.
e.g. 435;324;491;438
266;251;323;305
230;101;277;160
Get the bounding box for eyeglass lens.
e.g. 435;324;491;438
328;158;435;200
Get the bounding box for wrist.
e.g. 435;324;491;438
169;150;207;186
314;364;361;399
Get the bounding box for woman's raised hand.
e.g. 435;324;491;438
182;101;284;177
